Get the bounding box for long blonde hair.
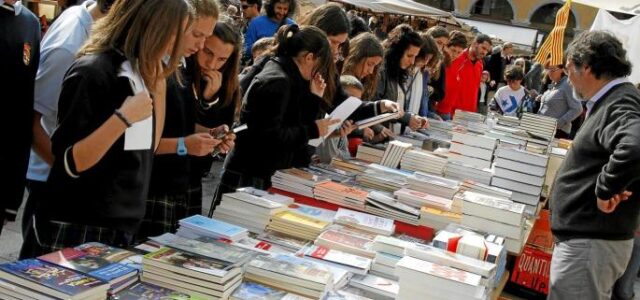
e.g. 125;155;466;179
80;0;190;92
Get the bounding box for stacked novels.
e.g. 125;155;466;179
244;254;334;299
394;188;453;211
141;247;242;299
314;182;369;211
271;168;331;198
0;259;109;300
396;256;487;300
407;171;459;200
213;192;287;233
444;161;492;186
492;145;549;208
519;113;557;142
370;236;413;279
324;289;375;300
258;230;311;253
315;227;377;258
348;274;399;300
485;127;527;147
419;207;462;230
308;164;358;184
223;234;295;255
365;191;420;226
113;281;214;300
405;243;496;282
459;180;512;200
460;191;525;241
356;143;385;163
448;132;497;170
236;186;295;205
38;246;139;295
393;130;430;148
268;211;331;241
286;203;336;223
400;149;448;175
330;158;370;174
230;281;313;300
418;121;454;144
177;215;248;242
333;208;396;236
301;244;372;275
453;109;485;124
497;115;520;127
150;233;254;267
379;140;413;168
355;165;410;192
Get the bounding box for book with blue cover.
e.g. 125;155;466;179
0;259;108;299
178;215;248;241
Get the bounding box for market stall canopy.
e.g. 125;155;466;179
566;0;640;15
330;0;458;22
458;18;540;51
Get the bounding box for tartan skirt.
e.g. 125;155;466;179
135;190;202;244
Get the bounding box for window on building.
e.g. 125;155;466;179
530;3;577;30
471;0;514;22
415;0;455;12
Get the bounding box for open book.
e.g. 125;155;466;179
354;112;401;130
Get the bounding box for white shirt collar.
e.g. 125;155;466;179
0;0;23;16
586;77;630;115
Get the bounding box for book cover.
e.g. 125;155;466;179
179;215;247;238
304;245;372;270
272;211;330;230
277;168;331;184
39;248;137;284
113;281;206;300
74;242;137;263
0;259;107;297
316;230;374;254
248;254;333;285
349;274;399;298
236;187;295;205
230;281;313;300
143;247;234;278
334;208;395;235
396;256;482;286
150;233;253;266
223;192;285;210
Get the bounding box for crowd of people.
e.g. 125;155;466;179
2;0;640;299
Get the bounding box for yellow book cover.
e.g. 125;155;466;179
420;207;462;220
273;211;330;230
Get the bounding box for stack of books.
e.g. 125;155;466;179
37;246;139;295
308;164;358;184
460;192;526;248
141;247;242;299
213;192;287;233
286;203;336;223
497;115;520;127
236;186;295;205
315;227;377;258
176;215;249;242
356;143;386;163
330;158;370;174
271;168;331;198
113;281;213;300
356;165;410;192
519;113;557;142
348;274;399;300
333;208;395;236
301;244;372;275
379;140;413;168
407;172;459;200
314;182;369;211
268;211;331;241
400;149;448;175
453;110;485;124
444;161;492;186
396;256;487;300
370;236;413;279
447;132;497;170
150;233;254;267
393;130;430;148
419;119;454;141
0;259;109;300
485;127;528;148
492;145;549;210
244;254;334;299
257;230;311;253
459;180;512;200
419;207;462;230
365;191;420;225
394;188;453;211
230;281;313;300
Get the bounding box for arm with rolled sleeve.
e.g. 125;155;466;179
595;102;640;200
557;83;584;130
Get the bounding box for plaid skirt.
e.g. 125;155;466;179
135;190;201;244
20;218;134;259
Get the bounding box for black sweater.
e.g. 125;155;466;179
551;82;640;242
226;56;321;179
44;50;153;234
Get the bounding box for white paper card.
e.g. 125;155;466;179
118;61;153;150
308;97;362;147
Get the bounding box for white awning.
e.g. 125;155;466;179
330;0;453;18
565;0;640;15
458;18;539;49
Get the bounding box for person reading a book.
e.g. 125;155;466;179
213;24;338;203
376;24;429;134
19;0;191;258
489;66;526;117
137;0;220;243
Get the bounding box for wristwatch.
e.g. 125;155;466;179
177;137;188;156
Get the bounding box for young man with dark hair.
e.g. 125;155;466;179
241;0;261;22
0;0;40;235
437;33;492;117
23;0;114;242
243;0;295;59
549;30;640;299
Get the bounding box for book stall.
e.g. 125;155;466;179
0;110;567;300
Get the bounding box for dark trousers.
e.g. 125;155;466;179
24;180;47;239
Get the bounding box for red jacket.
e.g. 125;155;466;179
437;49;483;115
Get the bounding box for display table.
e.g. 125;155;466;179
269;188;435;241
